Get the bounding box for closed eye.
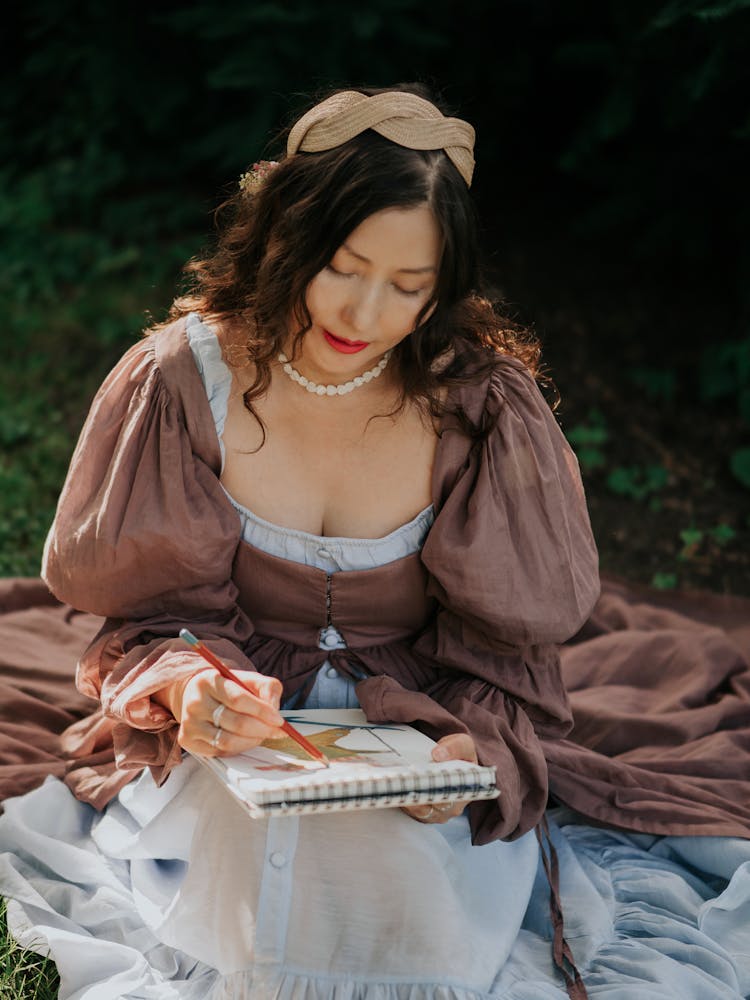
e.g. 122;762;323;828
326;264;425;297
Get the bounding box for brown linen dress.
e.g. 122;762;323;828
1;315;750;999
2;314;749;841
35;314;601;844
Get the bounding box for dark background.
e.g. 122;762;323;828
2;0;749;593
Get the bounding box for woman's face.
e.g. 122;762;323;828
291;204;441;385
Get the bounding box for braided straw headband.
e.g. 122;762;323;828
285;90;476;187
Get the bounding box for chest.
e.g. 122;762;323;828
219;375;440;538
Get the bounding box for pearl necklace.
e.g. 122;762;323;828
277;349;393;396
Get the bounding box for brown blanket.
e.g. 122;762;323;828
2;575;749;838
550;577;750;836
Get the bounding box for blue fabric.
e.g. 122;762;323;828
2;791;748;998
523;816;750;999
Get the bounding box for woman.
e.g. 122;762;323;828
1;84;749;1000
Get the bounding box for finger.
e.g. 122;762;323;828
428;802;465;823
402;804;437;823
441;801;468;820
192;718;282;756
253;674;283;710
181;685;281;735
402;802;458;823
211;673;284;727
432;733;478;764
216;670;283;709
209;702;285;741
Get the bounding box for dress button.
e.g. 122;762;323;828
270;851;286;869
317;546;332;559
326;665;338;679
323;632;339;649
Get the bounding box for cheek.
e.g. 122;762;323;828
304;277;323;317
392;297;433;336
305;273;340;319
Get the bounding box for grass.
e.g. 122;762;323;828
0;900;58;1000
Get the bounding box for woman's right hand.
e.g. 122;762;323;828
161;658;285;757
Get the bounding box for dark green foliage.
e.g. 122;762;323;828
730;447;750;488
4;1;749;299
629;368;678;403
700;340;750;423
0;0;748;581
606;464;670;502
565;410;610;472
2;2;460;327
549;2;750;260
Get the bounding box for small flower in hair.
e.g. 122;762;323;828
239;159;279;195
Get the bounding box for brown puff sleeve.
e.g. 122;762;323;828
423;357;600;648
359;358;600;844
42;317;255;801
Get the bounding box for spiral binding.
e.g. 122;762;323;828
253;763;496;814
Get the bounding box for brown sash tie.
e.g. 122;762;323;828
535;815;589;999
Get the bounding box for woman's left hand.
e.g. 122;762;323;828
401;732;479;825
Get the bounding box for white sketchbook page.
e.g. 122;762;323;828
197;709;494;801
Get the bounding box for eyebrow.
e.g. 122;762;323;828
341;242;437;274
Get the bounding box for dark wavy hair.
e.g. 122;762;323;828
158;82;543;443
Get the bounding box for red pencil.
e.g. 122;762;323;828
179;628;329;767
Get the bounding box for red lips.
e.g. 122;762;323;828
323;330;369;354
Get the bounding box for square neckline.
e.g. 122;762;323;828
186;313;436;544
222;482;434;547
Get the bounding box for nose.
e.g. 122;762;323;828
341;280;382;335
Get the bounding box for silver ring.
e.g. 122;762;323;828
421;806;435;821
210;728;222;750
212;704;226;729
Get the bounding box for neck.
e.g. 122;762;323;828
276;345;395;397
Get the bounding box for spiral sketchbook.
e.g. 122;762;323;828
191;709;499;817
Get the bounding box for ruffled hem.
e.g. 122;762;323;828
523;815;750;999
211;972;500;1000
